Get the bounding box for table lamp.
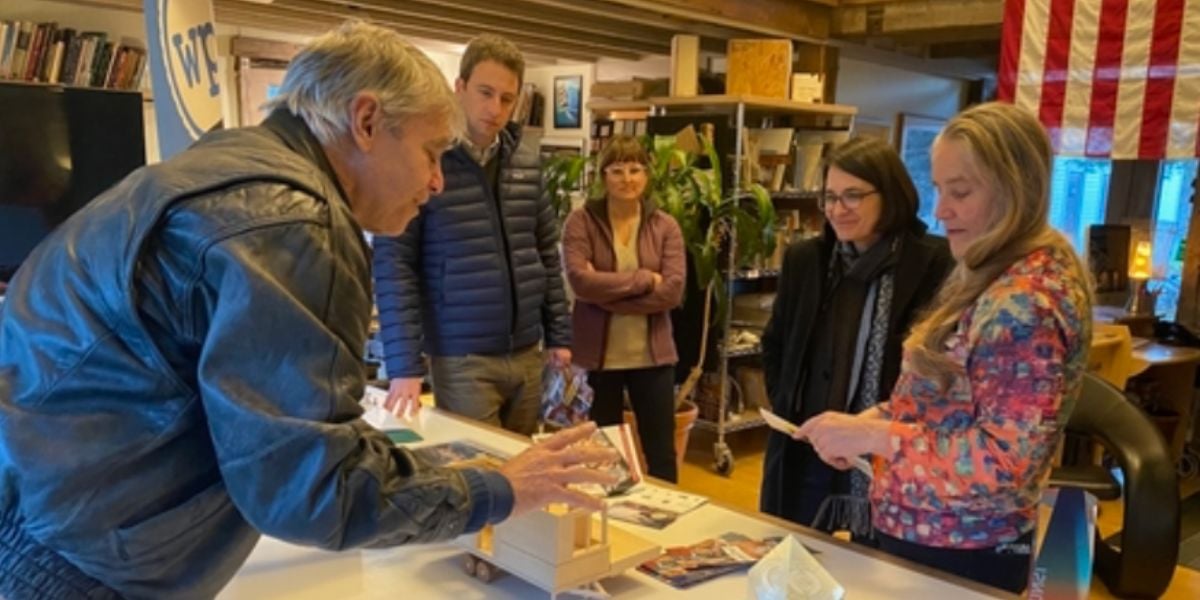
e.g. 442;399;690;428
1126;241;1157;316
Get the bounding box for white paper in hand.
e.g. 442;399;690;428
361;387;390;429
758;408;873;479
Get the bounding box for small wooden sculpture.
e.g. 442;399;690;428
458;503;661;599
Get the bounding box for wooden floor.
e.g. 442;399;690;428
674;427;1200;599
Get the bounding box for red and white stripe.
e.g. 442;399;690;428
998;0;1199;159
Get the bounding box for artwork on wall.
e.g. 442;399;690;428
553;74;583;129
895;113;947;233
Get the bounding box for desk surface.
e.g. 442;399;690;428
218;409;1010;600
1131;340;1200;367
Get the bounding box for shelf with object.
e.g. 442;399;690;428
587;99;652;155
649;95;856;475
0;19;147;92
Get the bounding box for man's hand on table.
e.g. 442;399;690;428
499;422;619;517
384;377;423;420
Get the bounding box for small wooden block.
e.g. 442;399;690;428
726;39;793;99
670;34;700;97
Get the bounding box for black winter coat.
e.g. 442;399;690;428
759;230;954;524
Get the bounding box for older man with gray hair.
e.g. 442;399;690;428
0;21;614;599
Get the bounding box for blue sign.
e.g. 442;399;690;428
144;0;222;159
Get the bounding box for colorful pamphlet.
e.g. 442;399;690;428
606;485;708;529
534;423;642;496
1027;488;1097;600
410;440;508;470
639;533;782;589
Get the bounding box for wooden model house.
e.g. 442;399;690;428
458;503;660;598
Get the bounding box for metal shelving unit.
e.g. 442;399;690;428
649;95;856;474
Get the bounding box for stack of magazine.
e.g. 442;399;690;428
639;533;781;589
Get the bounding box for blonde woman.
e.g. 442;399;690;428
797;102;1093;593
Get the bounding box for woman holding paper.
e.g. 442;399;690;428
759;137;953;538
562;135;685;483
797;102;1093;593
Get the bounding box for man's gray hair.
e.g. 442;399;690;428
266;21;463;144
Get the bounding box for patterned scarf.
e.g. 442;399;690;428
813;236;898;539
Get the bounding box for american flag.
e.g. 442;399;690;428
998;0;1200;159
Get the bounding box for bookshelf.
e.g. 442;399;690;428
0;19;146;92
587;99;652;154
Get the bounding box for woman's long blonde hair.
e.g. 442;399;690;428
904;102;1092;381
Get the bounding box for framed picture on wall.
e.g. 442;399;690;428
894;113;947;233
553;74;582;129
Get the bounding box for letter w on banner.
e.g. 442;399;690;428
998;0;1200;159
144;0;223;160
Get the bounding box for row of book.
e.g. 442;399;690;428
589;118;648;154
0;21;147;91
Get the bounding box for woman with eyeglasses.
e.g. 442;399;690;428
760;136;954;541
796;103;1092;593
562;135;685;483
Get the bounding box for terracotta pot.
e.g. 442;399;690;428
623;400;700;475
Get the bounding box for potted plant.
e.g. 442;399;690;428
543;152;592;223
645;134;777;408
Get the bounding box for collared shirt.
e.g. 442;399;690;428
462;134;501;166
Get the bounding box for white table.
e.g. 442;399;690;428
219;409;1012;599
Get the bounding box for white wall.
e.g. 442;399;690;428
835;57;965;123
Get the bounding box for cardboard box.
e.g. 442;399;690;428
670;34;699;97
791;72;824;104
590;78;668;100
726;39;793;99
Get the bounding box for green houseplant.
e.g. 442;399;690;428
644;134;777;406
543;153;592;223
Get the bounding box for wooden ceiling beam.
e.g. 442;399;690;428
214;2;613;62
256;0;658;57
927;39;1003;60
601;0;832;41
511;0;782;41
834;0;1003;38
339;0;677;48
267;0;672;55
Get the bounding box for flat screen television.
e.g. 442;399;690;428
0;82;146;282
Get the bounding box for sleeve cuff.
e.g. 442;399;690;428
460;468;515;533
384;356;425;379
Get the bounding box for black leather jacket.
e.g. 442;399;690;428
0;110;512;599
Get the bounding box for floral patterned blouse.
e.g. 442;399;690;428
872;244;1092;549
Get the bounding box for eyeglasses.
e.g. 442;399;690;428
820;189;878;211
603;165;647;178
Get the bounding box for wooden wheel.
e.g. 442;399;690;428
473;558;500;583
462;554;478;576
